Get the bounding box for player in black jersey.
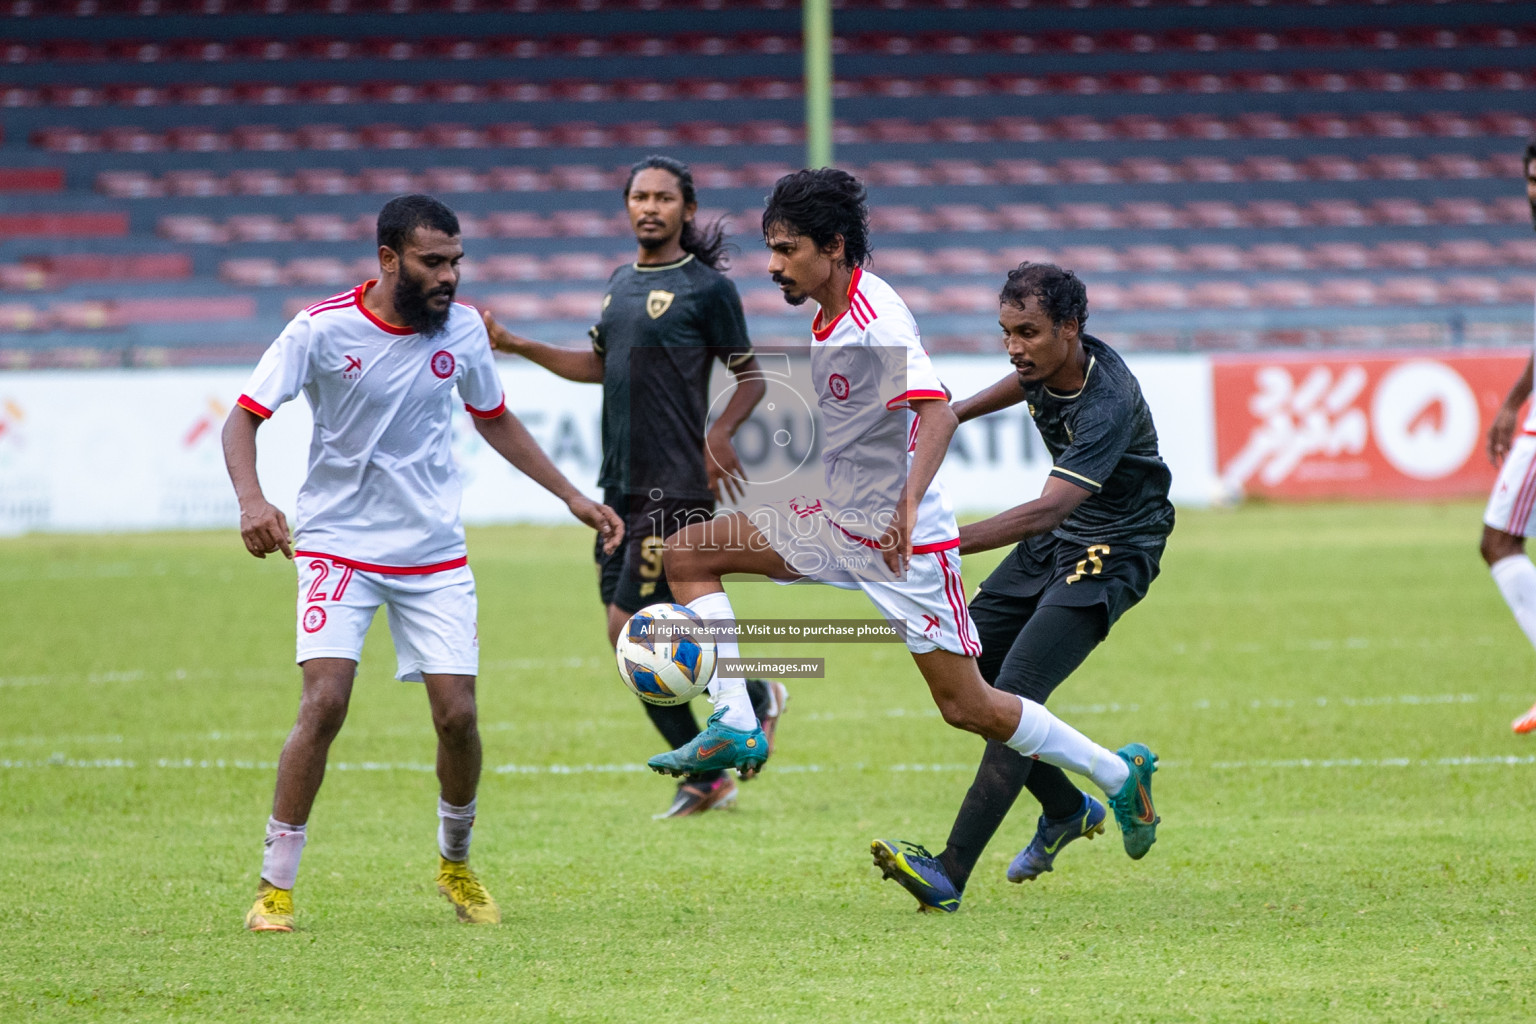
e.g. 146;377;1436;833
482;155;783;818
874;262;1173;912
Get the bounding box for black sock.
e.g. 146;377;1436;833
1026;763;1087;820
643;700;722;784
939;739;1032;891
745;678;771;721
938;602;1107;889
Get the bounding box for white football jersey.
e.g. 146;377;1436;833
807;267;958;550
237;281;506;572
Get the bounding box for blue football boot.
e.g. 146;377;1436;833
646;708;768;779
870;839;961;913
1007;793;1107;883
1107;743;1160;860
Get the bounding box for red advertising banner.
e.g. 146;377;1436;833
1214;350;1528;500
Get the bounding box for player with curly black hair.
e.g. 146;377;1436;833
872;261;1176;911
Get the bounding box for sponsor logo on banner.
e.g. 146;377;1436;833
1214;352;1527;499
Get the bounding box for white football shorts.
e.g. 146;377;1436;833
295;558;478;681
747;498;981;657
1485;433;1536;538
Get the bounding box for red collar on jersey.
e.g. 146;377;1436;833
355;280;416;336
811;267;867;342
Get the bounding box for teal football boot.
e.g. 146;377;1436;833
647;708;768;778
1107;743;1160;860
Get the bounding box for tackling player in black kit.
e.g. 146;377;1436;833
483;156;784;818
874;262;1174;911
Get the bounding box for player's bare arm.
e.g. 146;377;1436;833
959;476;1091;556
1489;354;1534;466
221;405;292;560
704;358;766;504
470;409;623;553
481;310;604;384
880;397;958;573
953;375;1028;424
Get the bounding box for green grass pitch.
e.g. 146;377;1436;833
2;501;1534;1023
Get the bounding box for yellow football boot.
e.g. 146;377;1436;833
244;882;294;932
436;857;500;924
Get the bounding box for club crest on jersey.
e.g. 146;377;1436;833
646;290;675;319
342;355;363;380
828;373;851;401
430;350;455;379
302;606;327;633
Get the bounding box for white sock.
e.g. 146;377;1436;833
261;817;306;890
687;591;757;731
437;797;476;862
1491;555;1536;650
1005;696;1131;796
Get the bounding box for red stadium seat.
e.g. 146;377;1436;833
1118;158;1178;184
167;126;229;152
1058;203;1122;230
932;285;995;315
863;161;934;187
870;249;928;277
1374;241;1435;269
1249;201;1306;228
1313;279;1377;306
43;253;190;282
931;119;991;144
294;168;355;195
741;121;799;146
999;246;1054;268
0;264;49;292
739;289;790;317
164;169;228;197
1367;154;1426;180
1113;115;1173;142
1442;276;1505;304
1372;198;1430;227
285;258;355;288
1053;116;1111;142
995;205;1058;231
741;162;796;188
1242;156;1301;182
1186;245;1247;271
1123;203;1184;230
1376;277;1442;306
232;125;297;151
485;166;548;192
98;170;164;198
1179;157;1238;183
1250;244;1309;271
1122;245;1181;272
1499;240;1536;264
1124;282;1188;310
1057;246;1119;273
425;125;490;149
475;255;539;284
228;214;292;242
932;248;995;275
932;205;993;232
545;291;605;319
358;167;417;194
931;160;994;186
870;206;935;233
548;165;620;191
678;122;741;147
1304;155;1362;181
221;258;283;287
1425;153;1487;179
688;164;744;189
1296;112;1354;139
421;167;486;193
990;117;1050;142
993;159;1055;185
865;118;932;144
1185;202;1245;229
1359;111;1419;138
553;122;618;148
158;215;228;244
487;123;550;148
1500;277;1536;304
293;213;360;242
1250;280;1314;308
1420;111;1479;137
1233;112;1293;139
1491;197;1531;223
549;210;619;238
1436;240;1501;267
102;126;164;152
299;123;362;150
1189;281;1250;309
482;291;549;321
1058;159;1118;185
547;253;612;281
1307;200;1369;227
1311;243;1372;270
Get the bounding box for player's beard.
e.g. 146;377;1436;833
772;272;808;306
393;266;454;338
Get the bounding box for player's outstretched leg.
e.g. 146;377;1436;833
647;707;768;778
870;839;962;913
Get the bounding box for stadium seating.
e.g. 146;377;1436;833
2;0;1534;362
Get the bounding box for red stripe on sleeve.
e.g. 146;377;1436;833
886;389;949;410
465;397;507;419
237;394;273;419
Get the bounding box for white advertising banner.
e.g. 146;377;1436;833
0;353;1216;536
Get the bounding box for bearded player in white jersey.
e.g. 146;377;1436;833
1481;141;1536;734
223;194;622;932
647;170;1157;892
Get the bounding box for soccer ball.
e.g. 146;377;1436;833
615;603;717;706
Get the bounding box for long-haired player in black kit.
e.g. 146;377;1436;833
482;155;786;818
873;263;1174;911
